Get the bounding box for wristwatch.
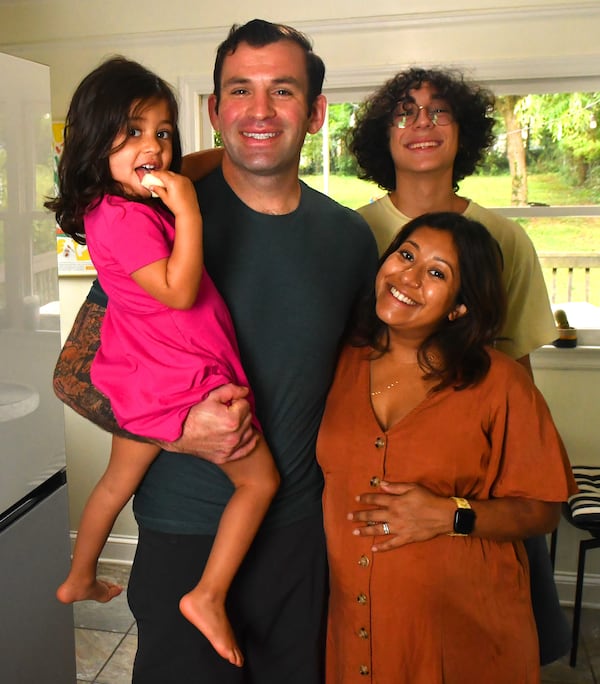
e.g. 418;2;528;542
449;497;476;536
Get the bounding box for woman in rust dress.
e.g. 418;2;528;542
317;212;576;684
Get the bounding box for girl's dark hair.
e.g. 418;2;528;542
348;67;495;192
44;56;182;244
352;212;506;391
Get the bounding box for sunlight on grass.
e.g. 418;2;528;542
302;172;599;213
301;171;600;308
301;172;599;253
520;217;600;253
458;174;599;207
301;174;383;210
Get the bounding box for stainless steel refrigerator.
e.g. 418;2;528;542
0;52;76;682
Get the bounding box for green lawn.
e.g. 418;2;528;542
301;172;599;253
458;173;599;207
301;171;598;213
301;171;600;306
301;173;383;210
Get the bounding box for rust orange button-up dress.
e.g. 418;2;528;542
317;346;576;684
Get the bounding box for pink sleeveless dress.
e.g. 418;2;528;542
85;194;257;441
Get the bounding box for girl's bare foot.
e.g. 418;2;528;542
179;590;243;667
56;577;122;604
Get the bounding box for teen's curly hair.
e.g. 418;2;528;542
348;68;495;192
45;56;182;245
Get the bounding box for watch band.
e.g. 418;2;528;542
451;496;471;510
449;497;475;536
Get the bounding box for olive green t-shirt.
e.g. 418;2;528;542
358;195;556;360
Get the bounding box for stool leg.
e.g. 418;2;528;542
570;536;600;667
549;528;558;571
570;540;588;667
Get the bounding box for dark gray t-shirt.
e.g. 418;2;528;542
121;169;377;533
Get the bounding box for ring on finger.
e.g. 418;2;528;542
382;522;390;535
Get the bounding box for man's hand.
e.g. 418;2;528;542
55;299;257;462
162;384;257;463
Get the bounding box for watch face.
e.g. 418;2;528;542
454;508;476;535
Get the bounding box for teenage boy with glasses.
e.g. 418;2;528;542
349;66;569;666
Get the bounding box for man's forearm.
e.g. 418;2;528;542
53;300;132;437
55;300;255;458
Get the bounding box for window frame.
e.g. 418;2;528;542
180;65;600;347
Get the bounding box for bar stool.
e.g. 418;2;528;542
552;466;600;667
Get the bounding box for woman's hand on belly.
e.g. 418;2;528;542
348;482;455;552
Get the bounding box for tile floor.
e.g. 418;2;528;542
75;561;600;683
74;562;136;684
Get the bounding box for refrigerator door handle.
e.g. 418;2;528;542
0;469;66;532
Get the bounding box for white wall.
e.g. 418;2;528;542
57;276;135;559
2;1;599;126
2;1;599;597
532;349;600;605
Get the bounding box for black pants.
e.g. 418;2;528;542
128;512;328;684
525;534;571;665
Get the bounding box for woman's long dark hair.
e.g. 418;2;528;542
352;212;506;391
44;56;182;244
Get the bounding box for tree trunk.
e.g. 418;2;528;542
574;156;589;184
497;96;528;206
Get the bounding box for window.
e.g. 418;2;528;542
298;88;600;343
188;77;599;344
0;103;58;330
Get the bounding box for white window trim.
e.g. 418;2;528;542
533;344;600;371
179;56;600;356
179;53;600;153
496;207;600;351
492;207;600;218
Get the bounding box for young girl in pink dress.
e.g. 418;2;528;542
45;56;279;668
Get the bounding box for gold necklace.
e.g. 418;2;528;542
370;379;402;396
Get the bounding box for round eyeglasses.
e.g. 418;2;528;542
392;103;454;128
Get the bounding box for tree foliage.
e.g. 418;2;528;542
275;92;600;199
300;103;359;176
491;92;600;186
524;92;600;184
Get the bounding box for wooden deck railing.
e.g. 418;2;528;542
537;252;600;304
3;250;600;310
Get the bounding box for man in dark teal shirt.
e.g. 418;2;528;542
55;19;377;684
